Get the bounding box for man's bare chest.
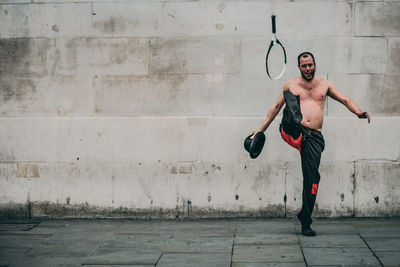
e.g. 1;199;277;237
291;80;328;103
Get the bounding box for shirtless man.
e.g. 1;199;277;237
251;52;370;236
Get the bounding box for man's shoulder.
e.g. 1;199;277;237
284;77;299;86
317;76;329;83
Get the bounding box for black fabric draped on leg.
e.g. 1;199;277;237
297;127;324;227
279;90;325;228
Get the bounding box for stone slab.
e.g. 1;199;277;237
0;0;30;3
0;233;51;248
375;251;400;267
156;253;231;267
149;37;241;74
164;236;233;253
0;247;31;265
92;2;352;37
299;234;366;248
353;219;400;238
241;37;387;75
93;2;161;37
0;3;92;38
54;38;149;76
295;221;357;235
286;161;355;218
302;247;381;266
232;264;305;267
356;2;400;37
354;161;400;217
233;244;303;263
118;221;177;235
363;237;400;252
83;265;153;267
235;233;298;245
314;162;355;218
0;75;94;117
235;219;296;235
13;255;86;267
173;224;236;238
86;234;168;265
327;74;400;116
388;38;400;75
0;38;55;77
323;117;400;162
0;223;35;231
0;117;399;215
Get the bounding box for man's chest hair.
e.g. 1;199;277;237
292;81;328;102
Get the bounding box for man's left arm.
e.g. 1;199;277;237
327;80;370;123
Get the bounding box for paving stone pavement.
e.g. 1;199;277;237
0;218;399;267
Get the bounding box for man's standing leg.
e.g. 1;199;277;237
297;129;325;236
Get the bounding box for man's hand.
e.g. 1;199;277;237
250;130;262;139
357;111;370;123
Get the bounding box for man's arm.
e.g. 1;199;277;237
251;83;287;138
327;80;370;123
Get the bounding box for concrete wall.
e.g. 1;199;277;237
0;0;399;218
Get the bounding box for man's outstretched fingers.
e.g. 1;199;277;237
358;112;370;123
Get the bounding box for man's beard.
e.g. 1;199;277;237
301;69;316;81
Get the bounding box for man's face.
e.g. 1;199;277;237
298;56;315;81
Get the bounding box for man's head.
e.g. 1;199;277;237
297;52;316;81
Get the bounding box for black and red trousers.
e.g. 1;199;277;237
280;119;325;227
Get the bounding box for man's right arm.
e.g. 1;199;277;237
251;82;288;138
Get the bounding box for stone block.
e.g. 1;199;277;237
63;117;198;163
299;234;366;248
17;163;40;178
177;162;193;174
93;73;280;116
326;74;400;116
235;219;297;235
388;38;400;75
159;1;351;37
286;161;355;218
269;2;354;38
302;247;380;266
235;233;298;245
0;118;69;163
241;36;387;75
157;253;231;267
0;0;30;3
92;1;352;37
364;236;400;252
375;251;400;267
93;2;162;37
314;161;355;217
322;117;400;162
0;75;94;116
149;37;241;74
30;3;92;38
356;2;400;37
303;220;357;235
164;236;233;253
0;38;55;77
285;160;303;217
232;244;303;263
0;3;92;38
92;74;195;116
0;5;30;38
54;37;148;76
354;160;400;217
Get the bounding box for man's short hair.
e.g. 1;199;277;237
297;52;315;65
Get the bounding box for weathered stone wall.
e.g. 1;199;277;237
0;0;399;218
